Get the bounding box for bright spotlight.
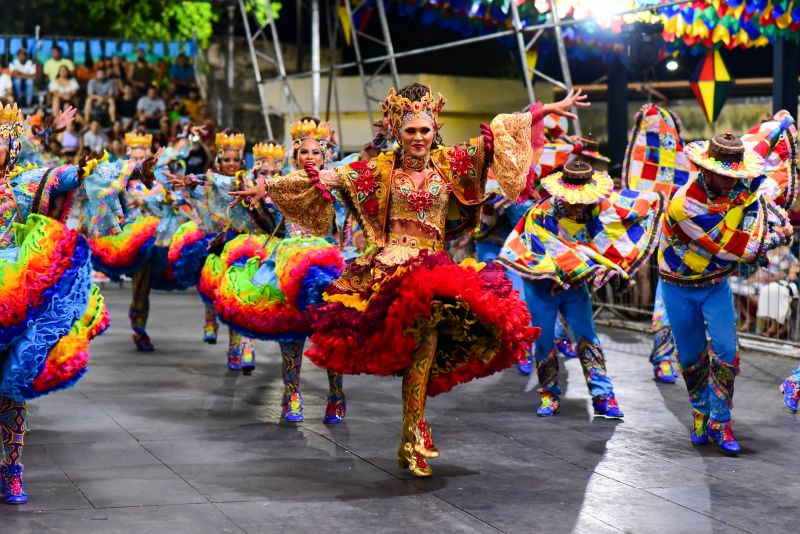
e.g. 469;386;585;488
666;60;679;71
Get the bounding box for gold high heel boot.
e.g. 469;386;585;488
397;433;433;477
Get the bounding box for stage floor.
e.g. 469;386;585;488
2;287;798;533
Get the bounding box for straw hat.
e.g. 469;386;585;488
540;160;614;204
684;132;764;179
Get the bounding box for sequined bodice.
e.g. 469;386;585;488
377;167;448;265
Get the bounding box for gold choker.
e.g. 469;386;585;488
401;153;430;172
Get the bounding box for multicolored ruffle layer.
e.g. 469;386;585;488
164;221;213;290
1;214;107;401
88;216;159;278
305;253;539;396
1;215;84;350
197;233;269;306
213;236;344;341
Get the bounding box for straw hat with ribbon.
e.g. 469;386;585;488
684;132;765;179
541;160;614;205
576;135;610;163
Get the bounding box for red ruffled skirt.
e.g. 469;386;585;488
306;251;539;396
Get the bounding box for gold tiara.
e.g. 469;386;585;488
0;103;24;139
289;119;333;146
124;132;153;149
381;86;445;138
215;131;246;151
252;142;287;161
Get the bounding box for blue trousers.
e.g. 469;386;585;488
12;78;33;107
661;280;738;421
478;241;572;345
523;280;614;397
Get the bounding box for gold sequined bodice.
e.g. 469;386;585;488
375;167;448;265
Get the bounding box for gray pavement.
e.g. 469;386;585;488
2;287;799;533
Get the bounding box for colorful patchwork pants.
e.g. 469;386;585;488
661;279;738;422
523;280;614;397
650;279;677;365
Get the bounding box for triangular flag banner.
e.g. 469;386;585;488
526;49;538;80
338;6;352;47
689;50;732;123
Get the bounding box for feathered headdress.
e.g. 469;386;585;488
252;142;287;171
124;132;153;150
215;131;246;152
381;86;445;140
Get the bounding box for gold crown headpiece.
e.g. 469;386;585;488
215;131;247;152
381;87;446;139
290;120;333;147
0;103;25;139
124;132;153;149
252;142;287;169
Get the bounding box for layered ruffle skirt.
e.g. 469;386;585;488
1;215;109;401
88;216;159;279
306;251;540;396
201;234;344;341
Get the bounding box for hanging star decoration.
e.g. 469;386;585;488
689;49;732;124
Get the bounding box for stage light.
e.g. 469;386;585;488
666;59;679;71
593;0;630;27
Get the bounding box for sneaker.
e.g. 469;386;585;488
241;345;256;376
593;392;624;419
203;323;218;344
536;392;560;416
518;353;533;375
323;394;346;424
556;339;577;359
707;419;740;455
1;465;28;504
283;392;304;422
132;333;155;352
690;410;708;445
780;378;799;413
654;360;678;384
227;348;242;371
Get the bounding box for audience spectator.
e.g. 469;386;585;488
83;120;108;153
108;55;128;92
154;115;175;148
116;83;139;128
153;59;172;94
137;86;166;130
182;87;204;122
49;66;80;113
170;54;196;97
9;49;37;108
108;120;126;143
107;138;126;162
756;246;800;337
84;67;117;123
58;120;82;159
129;50;154;94
43;46;75;83
184;138;210;175
28;107;46;130
0;66;13;101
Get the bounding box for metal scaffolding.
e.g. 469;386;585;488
237;0;696;142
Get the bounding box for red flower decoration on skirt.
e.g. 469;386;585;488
448;146;474;175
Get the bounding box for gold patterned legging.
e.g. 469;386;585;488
0;396;27;466
279;340;343;400
402;328;437;423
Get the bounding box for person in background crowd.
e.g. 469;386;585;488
170;54;196;97
108;55;129;93
182;87;204;122
129;50;153;94
137;86;166;130
116;82;138;128
84;67;117;123
83;119;108;153
753;246;800;338
108;120;126;143
49;66;80;114
107;138;126;162
0;66;12;101
57;119;81;160
9;49;37;108
42;45;74;83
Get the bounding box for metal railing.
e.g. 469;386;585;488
592;232;800;348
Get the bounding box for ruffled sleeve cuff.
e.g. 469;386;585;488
266;169;338;236
489;103;545;202
80;159;134;237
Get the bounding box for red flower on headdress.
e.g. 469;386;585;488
354;168;378;195
405;189;434;215
448;146;473;176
